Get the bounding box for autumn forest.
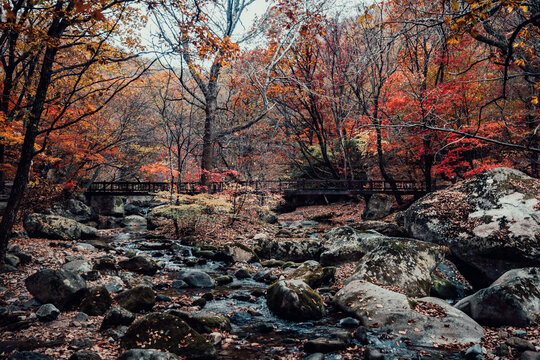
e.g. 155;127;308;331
0;0;539;359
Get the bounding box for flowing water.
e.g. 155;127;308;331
107;230;467;360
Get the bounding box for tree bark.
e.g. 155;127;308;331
200;96;216;185
0;29;63;263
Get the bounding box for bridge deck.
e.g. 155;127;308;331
86;180;426;196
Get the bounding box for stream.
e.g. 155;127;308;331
106;228;467;360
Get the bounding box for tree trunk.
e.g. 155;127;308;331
0;41;61;263
200;97;216;185
423;132;434;192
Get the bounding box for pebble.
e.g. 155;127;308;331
156;294;171;302
73;312;89;322
209;332;222;345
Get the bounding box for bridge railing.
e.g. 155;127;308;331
87;182;171;194
86;179;426;195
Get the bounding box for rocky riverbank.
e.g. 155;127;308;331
1;167;539;360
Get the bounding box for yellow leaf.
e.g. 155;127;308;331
532;96;539;105
451;0;460;12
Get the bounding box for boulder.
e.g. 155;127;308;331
347;238;449;297
404;167;540;288
287;260;335;288
177;270;215;288
62;260;94;279
121;312;216;359
48;199;97;223
36;303;60;322
266;280;325;321
121;215;147;228
455;267;540;326
23;214;98;240
100;306;135;330
257;238;323;262
115;285;156;313
78;286;112;316
168;310;231;333
333;280;484;346
25;268;86;310
319;227;385;265
222;242;258;263
94;257;118;276
362;194;392;220
351;220;408;237
116;349;179;360
118;255;158;276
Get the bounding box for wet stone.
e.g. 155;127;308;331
304;338;347;353
230;311;252;325
339;317;360;328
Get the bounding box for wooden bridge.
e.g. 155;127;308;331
85;179;426;197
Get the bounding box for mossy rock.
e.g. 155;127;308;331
261;259;286;268
430;273;458;299
121;312;216;359
289;261;336;288
115;285;156;313
215;275;233;286
168;310;231;333
78;286;112;316
199;245;218;251
266;280;325;322
193;249;215;259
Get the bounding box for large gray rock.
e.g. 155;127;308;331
222;242;258;263
287;260;335;288
334;280;484;346
405;167;540;288
455;267;540;326
319;227;385;265
362;194;392;220
121;312;216;359
25;268;87;310
177;270;215;288
347;238;449;297
167;310;231;334
121;215;147;228
116;350;179;360
115;285;156;313
257;238;323;262
78;286;112;316
47;199;97;223
23;214;98;240
100;306;135;330
118;255;158;275
266;280;325;321
62;260;94;278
